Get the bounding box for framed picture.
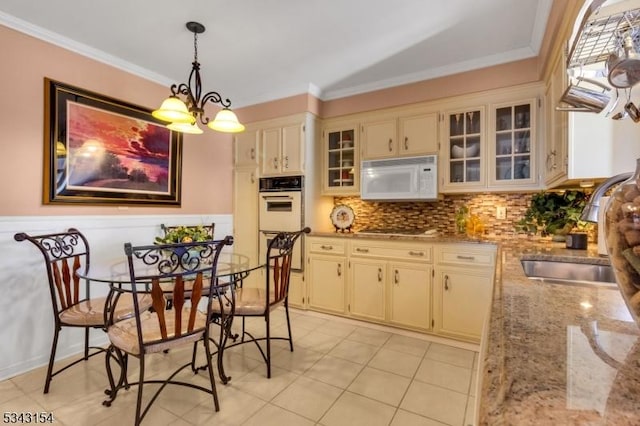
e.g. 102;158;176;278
43;78;183;205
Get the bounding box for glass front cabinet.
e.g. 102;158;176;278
441;106;485;191
322;123;359;195
489;99;536;187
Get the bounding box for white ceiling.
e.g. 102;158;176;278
0;0;553;108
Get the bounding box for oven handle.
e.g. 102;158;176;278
260;195;295;200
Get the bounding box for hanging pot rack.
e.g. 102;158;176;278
567;0;640;70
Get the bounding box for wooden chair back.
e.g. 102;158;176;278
118;237;233;350
14;228;90;316
265;227;310;309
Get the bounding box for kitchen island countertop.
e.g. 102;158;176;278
480;242;640;425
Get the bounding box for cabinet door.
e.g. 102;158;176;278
282;123;304;174
349;258;386;322
544;51;568;185
433;268;493;341
399;113;438;156
362;118;397;159
388;262;432;331
323;125;358;195
261;127;281;176
233;168;260;288
234;129;259;167
288;271;305;308
441;106;486;191
308;255;346;314
490;99;537;187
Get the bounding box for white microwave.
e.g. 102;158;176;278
360;155;438;201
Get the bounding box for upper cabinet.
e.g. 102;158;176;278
261;123;304;176
234;128;259;168
544;49;568;186
441;106;485;191
322;123;359;195
439;84;543;193
489;99;537;187
361;111;438;160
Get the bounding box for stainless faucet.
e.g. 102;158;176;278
580;172;633;222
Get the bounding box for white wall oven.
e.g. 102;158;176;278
259;176;304;271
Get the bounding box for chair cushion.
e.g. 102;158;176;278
210;288;282;316
59;294;152;326
107;308;207;355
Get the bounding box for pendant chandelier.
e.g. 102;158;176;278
152;21;245;134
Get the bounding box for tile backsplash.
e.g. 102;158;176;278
334;192;595;242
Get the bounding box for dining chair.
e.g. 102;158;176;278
103;236;233;425
212;227;310;379
13;228;149;394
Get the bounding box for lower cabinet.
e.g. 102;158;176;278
433;244;497;341
349;258;386;321
305;236;496;343
307;238;347;314
288;272;305;308
388;262;432;331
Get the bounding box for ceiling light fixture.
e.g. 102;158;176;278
152;21;245;134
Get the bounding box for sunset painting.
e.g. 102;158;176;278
65;101;172;194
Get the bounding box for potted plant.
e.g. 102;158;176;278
155;225;211;245
515;190;589;241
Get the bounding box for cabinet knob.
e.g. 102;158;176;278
444;275;450;290
404;136;409;150
388;138;393;152
274;157;279;169
250;147;255;160
394;269;399;284
320;245;333;250
284;156;289;169
356;247;369;253
250;173;255;184
378;267;383;282
409;251;424;256
337;263;342;277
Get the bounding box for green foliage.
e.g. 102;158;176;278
515;190;589;236
154;225;210;244
455;205;469;234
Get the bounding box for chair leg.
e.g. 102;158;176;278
284;302;294;352
266;313;271;379
203;336;220;412
135;357;145;426
84;327;90;360
43;326;61;394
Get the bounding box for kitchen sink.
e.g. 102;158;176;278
520;259;617;287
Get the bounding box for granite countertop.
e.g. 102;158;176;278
480;242;640;425
308;230;495;245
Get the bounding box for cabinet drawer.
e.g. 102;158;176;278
308;238;346;255
436;244;496;267
351;241;432;262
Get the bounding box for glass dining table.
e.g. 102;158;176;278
76;251;264;385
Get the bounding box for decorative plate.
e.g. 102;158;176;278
330;204;355;232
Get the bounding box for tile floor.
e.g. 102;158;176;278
0;309;479;426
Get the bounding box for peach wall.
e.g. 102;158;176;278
237;93;322;123
0;24;232;216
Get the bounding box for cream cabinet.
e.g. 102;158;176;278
489;99;537;187
388;261;432;331
234;128;259;167
348;239;433;332
233;167;260;288
361;112;438;160
261;123;304;176
322;123;359;195
433;244;496;342
349;258;386;321
544;49;568;186
440;106;486;191
307;238;346;314
288;272;305;308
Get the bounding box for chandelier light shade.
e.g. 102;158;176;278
153;21;245;134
